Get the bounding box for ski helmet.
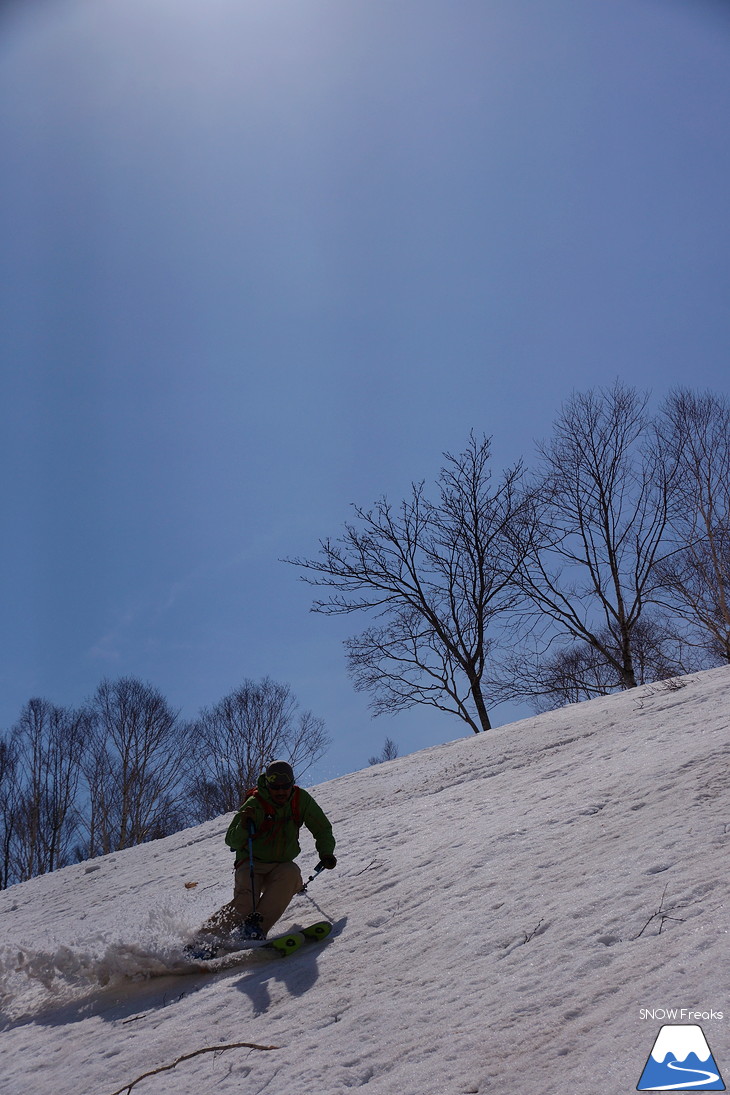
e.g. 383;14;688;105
265;760;295;787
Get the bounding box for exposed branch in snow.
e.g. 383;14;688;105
523;919;545;944
106;1041;280;1095
635;884;689;939
355;859;381;875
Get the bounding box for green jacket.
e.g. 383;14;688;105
225;775;336;864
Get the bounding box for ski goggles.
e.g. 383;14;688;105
266;774;294;790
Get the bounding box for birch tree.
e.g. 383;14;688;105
656;388;730;662
0;734;19;888
515;383;678;695
82;678;190;856
185;677;329;821
9;699;85;880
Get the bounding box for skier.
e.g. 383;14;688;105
197;760;337;944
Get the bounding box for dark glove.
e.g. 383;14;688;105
320;854;337;870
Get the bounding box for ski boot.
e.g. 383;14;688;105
183;934;221;961
240;912;267;942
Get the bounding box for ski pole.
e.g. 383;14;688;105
298;861;325;893
247;818;256;908
245;818;263;932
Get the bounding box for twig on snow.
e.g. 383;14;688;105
523;919;545;944
355;860;380;875
106;1041;280;1095
635;884;688;939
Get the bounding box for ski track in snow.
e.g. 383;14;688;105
0;667;729;1095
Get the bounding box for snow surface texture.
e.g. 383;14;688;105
1;666;729;1095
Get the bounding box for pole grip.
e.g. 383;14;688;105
299;861;326;893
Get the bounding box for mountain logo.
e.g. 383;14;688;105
637;1024;725;1090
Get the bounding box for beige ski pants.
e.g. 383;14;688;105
202;858;303;937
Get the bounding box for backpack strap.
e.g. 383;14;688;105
246;787;275;818
290;786;301;828
247;785;302;827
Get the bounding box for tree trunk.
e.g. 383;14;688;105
470;678;492;732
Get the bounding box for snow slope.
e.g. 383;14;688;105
1;667;729;1095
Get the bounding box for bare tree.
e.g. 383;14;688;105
656;388;730;662
504;616;695;713
81;677;190;856
9;699;86;880
287;434;533;733
368;737;399;765
0;733;19;888
508;641;616;713
514;383;677;695
186;677;330;821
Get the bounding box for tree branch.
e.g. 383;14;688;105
106;1041;280;1095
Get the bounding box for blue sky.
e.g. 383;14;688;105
1;0;729;781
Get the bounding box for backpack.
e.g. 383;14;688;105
246;785;302;829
